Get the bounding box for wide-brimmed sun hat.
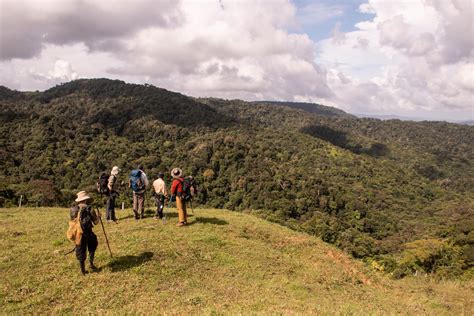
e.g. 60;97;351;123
111;166;121;175
75;191;92;203
171;167;183;178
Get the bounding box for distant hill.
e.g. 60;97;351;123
254;100;355;118
1;78;473;279
457;120;474;126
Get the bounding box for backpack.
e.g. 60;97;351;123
66;207;83;245
181;177;193;202
97;173;110;195
129;169;145;192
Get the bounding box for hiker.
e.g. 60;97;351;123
170;167;187;227
106;166;120;223
70;191;99;275
152;172;168;220
129;165;149;220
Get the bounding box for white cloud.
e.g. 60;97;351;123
0;0;472;121
0;0;182;60
0;0;333;102
316;0;474;120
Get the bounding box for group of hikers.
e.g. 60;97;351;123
67;165;196;275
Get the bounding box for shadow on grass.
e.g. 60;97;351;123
194;217;228;225
107;251;154;272
164;212;193;219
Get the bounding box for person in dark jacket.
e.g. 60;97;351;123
70;191;99;275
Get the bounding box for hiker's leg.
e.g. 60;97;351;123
158;195;164;219
139;194;144;218
106;195;112;220
182;201;187;223
110;194;116;221
88;233;98;270
132;193;139;219
154;196;160;218
176;197;185;223
79;260;87;275
76;239;87;274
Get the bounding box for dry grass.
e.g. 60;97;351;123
1;207;473;314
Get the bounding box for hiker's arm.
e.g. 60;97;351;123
107;176;114;192
90;208;100;225
170;180;178;199
143;174;150;187
164;182;168;197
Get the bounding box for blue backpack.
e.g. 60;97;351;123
129;169;145;192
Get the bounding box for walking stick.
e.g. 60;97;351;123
189;199;194;214
96;208;113;257
64;246;76;256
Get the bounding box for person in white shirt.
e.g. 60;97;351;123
106;166;120;222
152;172;168;219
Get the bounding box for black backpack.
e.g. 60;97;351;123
181;177;194;202
97;173;110;195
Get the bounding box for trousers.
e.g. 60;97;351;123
133;192;145;219
76;232;98;262
154;194;165;218
106;194;116;221
176;196;187;223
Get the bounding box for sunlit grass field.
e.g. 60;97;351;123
1;207;472;314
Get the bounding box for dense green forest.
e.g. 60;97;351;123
1;79;473;279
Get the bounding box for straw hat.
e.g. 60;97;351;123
171;167;183;178
111;166;121;175
75;191;92;203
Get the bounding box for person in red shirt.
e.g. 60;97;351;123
170;167;187;226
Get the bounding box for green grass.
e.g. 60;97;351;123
1;207;473;314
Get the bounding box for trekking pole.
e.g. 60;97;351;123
64;246;76;256
96;208;113;257
189;199;194;214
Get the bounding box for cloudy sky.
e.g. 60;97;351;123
0;0;473;121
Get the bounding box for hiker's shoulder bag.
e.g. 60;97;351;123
66;206;83;246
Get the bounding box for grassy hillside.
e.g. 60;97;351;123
1;207;472;314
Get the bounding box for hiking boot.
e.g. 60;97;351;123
79;261;88;275
89;254;98;271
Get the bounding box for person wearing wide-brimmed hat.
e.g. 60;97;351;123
106;166;120;223
70;191;99;275
170;167;187;226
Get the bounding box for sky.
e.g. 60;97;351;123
0;0;473;121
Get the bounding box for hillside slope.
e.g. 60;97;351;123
1;207;472;314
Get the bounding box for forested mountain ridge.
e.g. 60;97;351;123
252;100;355;118
1;79;473;279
